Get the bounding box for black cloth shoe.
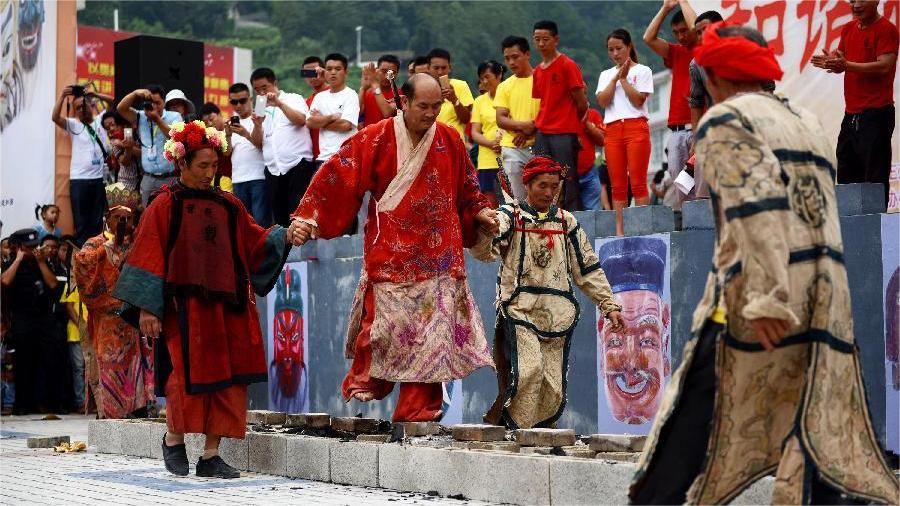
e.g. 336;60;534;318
161;435;189;476
196;455;240;479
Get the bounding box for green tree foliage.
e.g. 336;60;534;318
79;1;668;99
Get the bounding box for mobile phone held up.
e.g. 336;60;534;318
254;95;268;117
123;128;133;141
300;68;318;78
230;116;240;126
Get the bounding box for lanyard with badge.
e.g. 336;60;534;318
84;122;107;168
144;115;159;161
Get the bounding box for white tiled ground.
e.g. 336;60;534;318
0;415;489;506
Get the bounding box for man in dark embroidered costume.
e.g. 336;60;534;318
629;24;899;504
472;156;624;429
289;74;499;422
113;121;292;479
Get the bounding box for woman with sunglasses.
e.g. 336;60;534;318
226;82;270;227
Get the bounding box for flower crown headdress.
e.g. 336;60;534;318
163;120;228;162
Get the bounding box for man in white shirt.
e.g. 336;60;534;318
250;67;315;227
51;86;110;245
307;53;359;164
226;82;270;227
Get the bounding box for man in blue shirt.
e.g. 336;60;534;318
117;84;183;206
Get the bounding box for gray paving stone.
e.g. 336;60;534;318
731;476;775;504
623;205;676;236
184;433;205;463
246;410;287;425
595;451;639;463
285;435;334;482
395;421;441;437
560;445;596;458
357;434;391;443
589;434;646;452
520;446;553;455
120;421;152;457
550;457;635;505
595;210;618;238
455;450;551;504
682;199;715;230
450;441;520;452
378;444;457;496
26;435;69;448
450;423;506;442
330;441;380;488
148;420;168;459
87;419;123;454
219;436;250;471
248;432;288;475
515;428;576;447
284;413;331;429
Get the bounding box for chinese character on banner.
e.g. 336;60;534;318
796;0;852;72
723;0;787;55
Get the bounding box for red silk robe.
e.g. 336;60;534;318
293;117;494;419
113;183;289;437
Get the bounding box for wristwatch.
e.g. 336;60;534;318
373;87;382;96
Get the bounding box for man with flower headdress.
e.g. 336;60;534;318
471;156;624;429
73;183;154;419
629;24;898;504
113;120;293;479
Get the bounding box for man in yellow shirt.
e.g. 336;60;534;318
61;281;87;411
495;36;541;200
427;48;474;139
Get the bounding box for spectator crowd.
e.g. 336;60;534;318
0;0;896;417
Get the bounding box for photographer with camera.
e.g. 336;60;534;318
101;111;141;192
220;83;269;227
117;84;183;207
52;85;116;246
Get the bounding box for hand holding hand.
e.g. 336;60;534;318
750;317;791;351
288;219;317;246
139;309;162;338
475;208;500;236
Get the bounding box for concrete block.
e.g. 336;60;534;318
836;183;885;216
314;238;337;260
589;434;646;452
219;437;250;471
331;417;381;434
248;432;288;476
184;433;205;463
451;423;506;442
332;234;364;258
88;419;123;454
595;210;618;238
26;435;70;448
292;240;317;261
330;441;380;488
573;211;596;241
395;421;441;437
550;457;636;505
285;435;334;482
595;452;640;463
120;421;152;457
515;428;576;447
148;421;168;460
682;199;715;230
731;476;775;504
455;450;551;504
450;441;520;452
284;413;331;429
520;446;553;455
357;434;391;443
623;205;675;236
560;445;596;458
246;410;287;425
378;444;457;496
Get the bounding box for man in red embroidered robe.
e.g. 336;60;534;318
113;121;291;479
290;74;499;422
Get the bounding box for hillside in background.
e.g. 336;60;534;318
78;0;666;99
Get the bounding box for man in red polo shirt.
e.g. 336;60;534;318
302;56;329;161
644;0;699;210
813;0;898;207
531;20;589;211
359;54;400;128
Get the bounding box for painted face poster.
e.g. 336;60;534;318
882;214;899;453
267;262;310;414
595;234;672;434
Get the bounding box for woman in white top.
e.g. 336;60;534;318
595;28;654;236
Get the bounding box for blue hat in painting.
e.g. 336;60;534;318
275;266;303;314
598;237;667;295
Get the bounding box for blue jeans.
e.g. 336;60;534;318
579;168;602;211
69;178;106;246
233;179;272;228
69;342;85;409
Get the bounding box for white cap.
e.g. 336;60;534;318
164;89;195;114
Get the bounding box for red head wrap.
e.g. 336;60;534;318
694;22;783;83
522;156;564;184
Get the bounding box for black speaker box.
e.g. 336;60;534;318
114;35;203;110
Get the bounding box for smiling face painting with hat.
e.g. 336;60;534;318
472;156;624;429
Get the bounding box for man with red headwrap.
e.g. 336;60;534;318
472;156;624;429
629;24;898;504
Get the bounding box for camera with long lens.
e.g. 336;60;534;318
71;84;85;97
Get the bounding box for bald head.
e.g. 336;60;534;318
400;73;443;136
402;72;441;102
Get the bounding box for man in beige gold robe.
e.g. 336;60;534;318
630;24;899;504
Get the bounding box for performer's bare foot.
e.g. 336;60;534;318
352;391;375;402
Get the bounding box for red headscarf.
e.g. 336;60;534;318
694;22;783;83
522;156;564;184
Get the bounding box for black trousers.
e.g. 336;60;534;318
266;160;317;228
631;321;867;505
69;178;107;247
534;132;582;211
836;105;895;208
11;315;69;414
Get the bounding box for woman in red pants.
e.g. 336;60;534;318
595;28;654;236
